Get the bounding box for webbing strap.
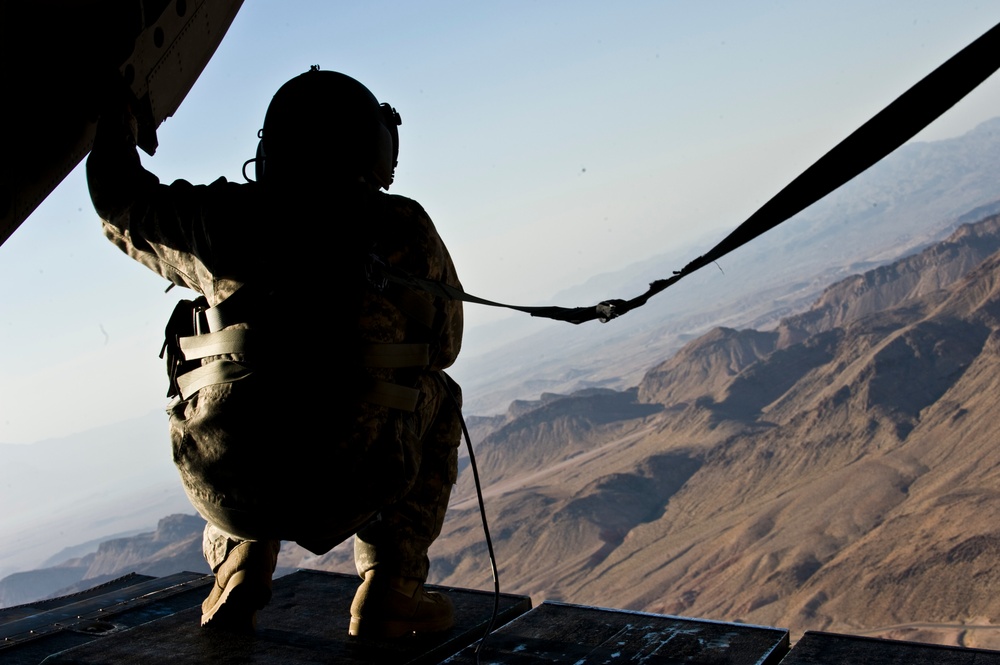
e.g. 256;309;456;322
363;379;420;411
204;285;259;332
362;343;431;368
178;328;251;360
376;20;1000;325
177;360;252;400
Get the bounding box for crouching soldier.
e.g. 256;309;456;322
86;67;464;638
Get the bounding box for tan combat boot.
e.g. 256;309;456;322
201;539;280;632
349;570;454;638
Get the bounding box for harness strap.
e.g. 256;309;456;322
174;275;433;408
177;359;253;400
363;380;421;411
174;327;427;409
179;328;251;359
204;285;260;332
362;343;430;368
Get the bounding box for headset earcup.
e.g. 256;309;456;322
372;126;395;189
380;104;400;166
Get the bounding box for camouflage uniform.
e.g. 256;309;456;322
87;123;463;582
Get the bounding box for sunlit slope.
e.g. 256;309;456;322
455;118;1000;417
430;212;1000;647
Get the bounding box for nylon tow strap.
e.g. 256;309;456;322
379;19;1000;325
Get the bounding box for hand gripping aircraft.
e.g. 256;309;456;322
0;0;245;248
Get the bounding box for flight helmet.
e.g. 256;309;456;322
253;67;401;189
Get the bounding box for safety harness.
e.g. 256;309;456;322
160;289;253;401
160;270;437;411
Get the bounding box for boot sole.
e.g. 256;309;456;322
201;570;269;632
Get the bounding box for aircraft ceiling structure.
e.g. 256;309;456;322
0;0;244;248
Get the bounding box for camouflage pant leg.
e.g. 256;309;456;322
354;371;461;581
203;521;245;572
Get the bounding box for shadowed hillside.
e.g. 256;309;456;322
9;203;1000;646
0;515;207;608
454;119;1000;417
428;212;1000;648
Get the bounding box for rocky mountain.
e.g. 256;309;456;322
0;514;207;608
0;410;192;580
453;118;1000;417
8;125;1000;641
422;211;1000;648
10;212;1000;648
777;213;1000;343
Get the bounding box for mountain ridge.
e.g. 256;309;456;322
453;117;1000;416
426;209;1000;647
5;210;1000;647
5;123;1000;648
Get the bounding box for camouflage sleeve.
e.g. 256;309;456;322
86;113;257;297
379;194;463;369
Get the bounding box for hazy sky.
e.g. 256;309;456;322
3;1;1000;444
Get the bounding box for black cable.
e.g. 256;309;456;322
437;372;500;660
461;402;501;659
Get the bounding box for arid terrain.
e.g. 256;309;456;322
6;124;1000;650
250;211;1000;648
413;213;1000;647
